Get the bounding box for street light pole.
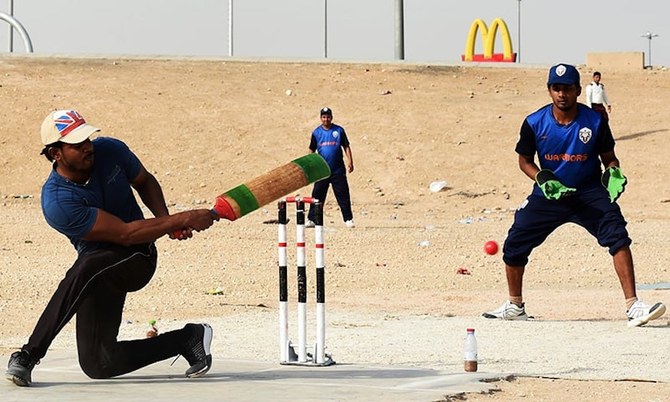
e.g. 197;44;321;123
324;0;328;58
394;0;404;60
517;0;521;63
8;0;14;52
228;0;233;57
641;32;659;69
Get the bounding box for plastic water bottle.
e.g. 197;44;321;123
464;328;478;372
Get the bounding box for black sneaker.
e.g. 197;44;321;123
181;323;213;378
6;350;40;386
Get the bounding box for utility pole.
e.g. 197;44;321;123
8;0;14;52
228;0;233;56
394;0;404;60
517;0;521;62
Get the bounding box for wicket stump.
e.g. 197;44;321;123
277;197;335;366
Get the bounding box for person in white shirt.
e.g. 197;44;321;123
585;71;611;121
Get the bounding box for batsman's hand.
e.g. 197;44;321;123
170;227;193;240
171;209;219;240
189;208;219;231
535;169;576;200
601;166;627;203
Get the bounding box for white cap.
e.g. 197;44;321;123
40;110;100;145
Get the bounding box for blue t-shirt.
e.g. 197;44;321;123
516;103;615;196
309;124;350;176
41;137;144;255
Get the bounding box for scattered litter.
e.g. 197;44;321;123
206;287;225;295
375;262;387;267
146;319;159;338
418;240;431;247
334;262;347;268
429;181;448;193
456;267;471;275
458;217;488;224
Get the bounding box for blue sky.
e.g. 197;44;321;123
1;0;667;67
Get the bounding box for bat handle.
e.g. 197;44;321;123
170;208;224;239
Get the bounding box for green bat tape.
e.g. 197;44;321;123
225;184;260;218
292;153;331;183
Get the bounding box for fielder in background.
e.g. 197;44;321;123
483;64;666;327
585;71;611;121
6;110;217;387
306;107;355;228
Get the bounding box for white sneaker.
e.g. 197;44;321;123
345;220;355;228
304;220;315;228
482;300;530;320
626;300;666;327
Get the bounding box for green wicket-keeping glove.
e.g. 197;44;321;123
601;166;627;203
535;169;576;200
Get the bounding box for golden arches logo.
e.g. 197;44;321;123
461;18;516;62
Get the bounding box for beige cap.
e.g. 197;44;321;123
40;110;100;145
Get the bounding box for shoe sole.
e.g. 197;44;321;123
627;303;667;327
186;355;212;378
6;373;31;387
186;323;213;378
482;312;530;320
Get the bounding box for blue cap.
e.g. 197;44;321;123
547;64;580;86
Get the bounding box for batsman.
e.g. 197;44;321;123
6;109;330;387
483;64;666;327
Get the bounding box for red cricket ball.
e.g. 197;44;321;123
484;240;499;255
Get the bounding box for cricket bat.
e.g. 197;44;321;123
211;153;330;221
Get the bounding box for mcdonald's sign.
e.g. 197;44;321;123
461;18;517;62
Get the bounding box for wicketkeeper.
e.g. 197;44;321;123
483;64;666;327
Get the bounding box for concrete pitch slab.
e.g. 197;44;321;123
4;350;506;402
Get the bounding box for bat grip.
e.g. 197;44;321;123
170;207;226;239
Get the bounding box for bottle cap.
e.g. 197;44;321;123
467;328;475;332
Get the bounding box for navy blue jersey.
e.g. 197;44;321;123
309;124;350;175
516;103;615;196
41;137;144;255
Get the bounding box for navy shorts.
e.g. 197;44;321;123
502;187;632;267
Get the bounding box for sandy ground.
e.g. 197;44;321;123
1;56;670;401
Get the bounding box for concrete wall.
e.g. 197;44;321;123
587;52;644;71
